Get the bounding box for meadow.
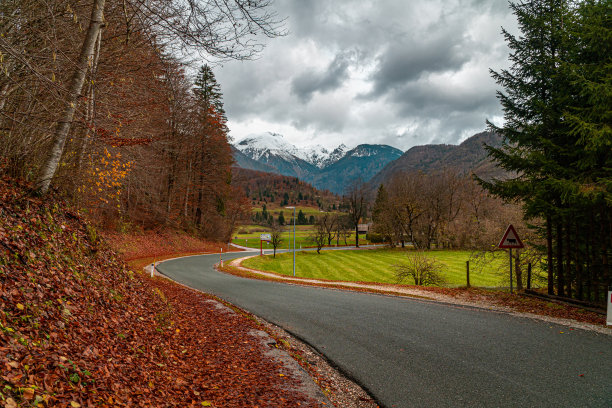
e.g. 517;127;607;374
232;222;371;249
242;249;510;287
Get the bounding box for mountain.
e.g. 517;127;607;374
231;146;276;173
233;133;402;193
367;131;506;189
297;143;348;169
309;144;404;194
234;132;319;180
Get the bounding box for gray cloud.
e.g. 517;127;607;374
291;52;354;102
213;0;516;150
369;34;472;97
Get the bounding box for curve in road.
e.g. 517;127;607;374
156;252;612;408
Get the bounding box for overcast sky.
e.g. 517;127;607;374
213;0;518;151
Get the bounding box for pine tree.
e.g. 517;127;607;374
278;211;285;226
192;64;230;228
297;209;307;225
482;0;611;302
194;65;226;121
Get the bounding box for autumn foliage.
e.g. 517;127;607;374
0;176;322;407
0;1;252;241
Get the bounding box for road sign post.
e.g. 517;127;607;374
260;233;271;256
509;249;513;294
498;225;524;294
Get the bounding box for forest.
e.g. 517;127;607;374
0;0;283;241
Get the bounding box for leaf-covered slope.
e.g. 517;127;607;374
0;176;320;407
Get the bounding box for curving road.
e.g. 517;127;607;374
156;252;612;408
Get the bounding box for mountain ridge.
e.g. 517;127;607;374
231;131;504;195
366;131;506;190
233;132;402;193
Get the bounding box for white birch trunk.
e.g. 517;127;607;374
37;0;106;193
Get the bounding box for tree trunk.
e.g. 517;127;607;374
565;218;572;297
575;218;583;300
76;27;103;194
586;209;595;302
547;215;554;295
556;220;565;297
37;0;106;193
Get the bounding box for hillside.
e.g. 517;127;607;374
232;167;338;210
367;131;506;189
309;144;403;194
0;176;322;407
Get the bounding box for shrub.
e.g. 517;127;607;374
394;251;446;286
366;232;384;243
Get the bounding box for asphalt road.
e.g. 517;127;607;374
156;252;612;408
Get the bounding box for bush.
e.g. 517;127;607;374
394;251;446;286
366;232;384;244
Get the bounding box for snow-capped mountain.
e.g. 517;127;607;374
234;132;319;180
309;144;404;194
235;132;300;162
233;132;403;193
235;132;349;170
294;145;330;169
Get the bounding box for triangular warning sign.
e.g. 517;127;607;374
498;224;524;249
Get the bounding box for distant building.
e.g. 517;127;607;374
357;223;370;235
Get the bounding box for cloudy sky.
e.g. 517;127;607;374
214;0;518;151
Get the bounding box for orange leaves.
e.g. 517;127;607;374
80;148;132;209
0;176;325;407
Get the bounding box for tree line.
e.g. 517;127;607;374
371;170;522;251
370;0;610;304
481;0;610;304
0;0;282;240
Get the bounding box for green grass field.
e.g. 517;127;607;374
232;224;371;249
242;249;508;287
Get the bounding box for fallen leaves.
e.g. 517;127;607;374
0;176;323;407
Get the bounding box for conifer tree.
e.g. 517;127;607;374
482;0;611;301
192;64;230;227
194;65;226;121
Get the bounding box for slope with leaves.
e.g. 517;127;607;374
0;175;322;407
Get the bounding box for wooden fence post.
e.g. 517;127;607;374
527;263;532;290
466;260;470;288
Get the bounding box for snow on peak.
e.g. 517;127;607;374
295;145;332;169
237;132;295;152
235;132;351;167
349;144;390;158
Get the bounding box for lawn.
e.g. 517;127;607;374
242;249;508;287
232;224;371;249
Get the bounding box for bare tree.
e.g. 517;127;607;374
316;213;337;245
388;173;426;248
346;179;367;248
335;214;352;246
270;222;283;258
310;222;327;254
